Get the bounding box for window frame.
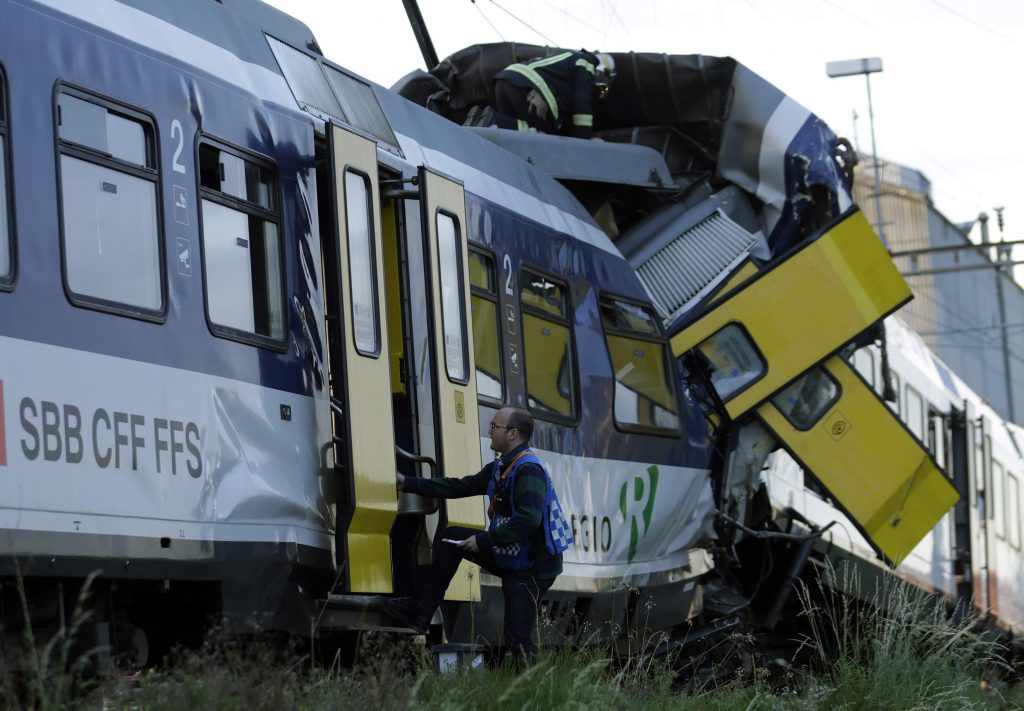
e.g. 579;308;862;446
597;290;682;437
1007;471;1021;550
692;321;768;404
770;365;842;432
54;82;166;321
468;245;504;404
992;458;1006;539
519;264;579;425
434;207;470;386
341;166;381;359
889;371;901;416
904;384;925;440
0;63;15;291
195;133;287;351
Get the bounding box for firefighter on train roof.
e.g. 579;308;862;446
465;50;616;139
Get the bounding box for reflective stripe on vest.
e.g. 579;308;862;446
575;58;596;74
504;63;560;121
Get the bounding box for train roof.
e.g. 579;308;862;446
32;0;619;256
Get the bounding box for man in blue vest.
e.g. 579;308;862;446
384;406;563;660
471;50;615;138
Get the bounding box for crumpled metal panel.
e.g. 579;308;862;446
635;210;758;320
410;43;853;260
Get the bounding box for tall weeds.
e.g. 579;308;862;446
794;560;1010;710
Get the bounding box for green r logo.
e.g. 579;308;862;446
619;465;659;562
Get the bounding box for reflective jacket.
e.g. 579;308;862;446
495;50;598;138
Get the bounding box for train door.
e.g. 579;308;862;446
975;417;993;612
414;167;485;602
322;125;485;601
325;124;398;593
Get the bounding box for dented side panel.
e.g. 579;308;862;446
671;210;911;419
757;356;960;563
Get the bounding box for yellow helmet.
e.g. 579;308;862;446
595;52;616;86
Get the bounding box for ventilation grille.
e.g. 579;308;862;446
635;210;757;319
266;35;401;156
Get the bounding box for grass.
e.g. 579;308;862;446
3;563;1023;710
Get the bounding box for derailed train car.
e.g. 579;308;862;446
0;0;967;662
407;44;1021;646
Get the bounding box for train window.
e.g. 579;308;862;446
694;323;766;401
198;139;285;346
521;269;576;420
344;170;379;357
993;460;1005;539
854;348;876;390
1007;473;1021;548
599;296;680;432
0;66;11;287
469;249;502;401
905;386;924;440
436;212;468;383
56;88;163;316
888;372;901;415
771;366;840;430
985;434;994;521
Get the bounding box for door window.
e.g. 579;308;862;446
344;170;380;356
436;212;468;383
694;323;766;401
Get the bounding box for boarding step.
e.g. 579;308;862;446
316;594;425;633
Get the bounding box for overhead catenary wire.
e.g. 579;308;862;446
540;0;605;36
815;0;874;27
924;0;1016;44
599;0;631;40
470;0;506;41
486;0;560;46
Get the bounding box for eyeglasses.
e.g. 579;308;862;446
489;422;514;431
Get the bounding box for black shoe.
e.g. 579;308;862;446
381;597;430;634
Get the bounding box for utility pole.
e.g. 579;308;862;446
401;0;439;70
988;210;1016;422
826;57;886;247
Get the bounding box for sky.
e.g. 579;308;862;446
265;0;1024;245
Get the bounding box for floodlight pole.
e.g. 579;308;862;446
827;57;886;248
863;72;886;248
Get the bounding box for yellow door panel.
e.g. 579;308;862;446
672;210;911;419
329;124;397;593
420;168;485;602
757;356;960;562
706;260;759;306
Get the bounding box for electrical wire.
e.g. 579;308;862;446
599;0;631;40
470;0;506;41
924;0;1017;44
815;0;874;27
540;0;605;35
487;0;559;46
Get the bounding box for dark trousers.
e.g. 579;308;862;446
493;80;557;134
416;525;554;658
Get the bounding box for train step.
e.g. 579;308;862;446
315;594;423;633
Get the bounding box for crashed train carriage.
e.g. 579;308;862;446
0;0;962;659
420;46;1023;641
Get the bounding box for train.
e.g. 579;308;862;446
0;0;1016;666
